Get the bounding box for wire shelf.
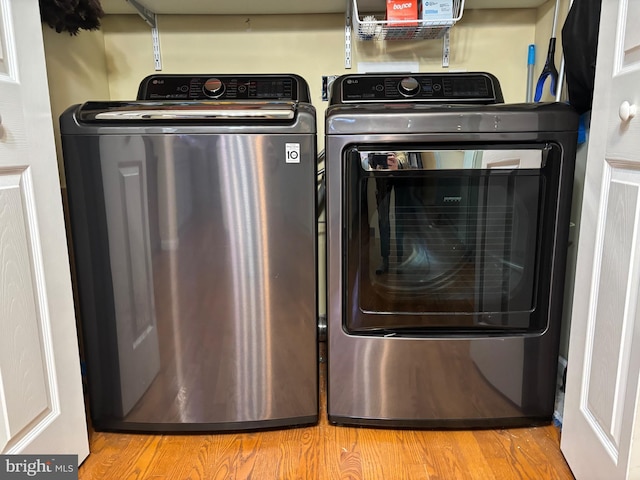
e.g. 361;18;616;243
352;0;464;41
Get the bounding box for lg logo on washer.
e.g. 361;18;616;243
285;143;300;163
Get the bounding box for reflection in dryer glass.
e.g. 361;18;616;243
345;147;550;332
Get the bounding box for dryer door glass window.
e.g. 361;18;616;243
343;144;562;334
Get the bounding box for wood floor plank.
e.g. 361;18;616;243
472;428;573;480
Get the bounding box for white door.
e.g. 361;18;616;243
0;0;89;460
561;0;640;478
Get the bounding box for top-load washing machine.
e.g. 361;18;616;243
325;72;579;428
61;74;318;432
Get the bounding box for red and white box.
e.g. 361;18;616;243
386;0;418;26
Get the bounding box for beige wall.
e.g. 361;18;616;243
42;26;110;184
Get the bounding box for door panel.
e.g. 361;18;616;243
621;1;640;66
0;0;88;458
0;169;53;452
585;166;640;458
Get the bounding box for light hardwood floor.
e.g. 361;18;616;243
78;352;575;480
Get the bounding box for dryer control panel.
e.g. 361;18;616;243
329;72;503;105
137;74;311;102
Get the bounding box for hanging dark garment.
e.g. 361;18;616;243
561;0;603;114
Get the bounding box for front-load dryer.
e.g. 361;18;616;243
325;72;579;428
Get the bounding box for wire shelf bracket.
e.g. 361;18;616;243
442;30;450;67
345;8;352;69
127;0;163;71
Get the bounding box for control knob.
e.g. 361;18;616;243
203;78;225;98
398;77;420;97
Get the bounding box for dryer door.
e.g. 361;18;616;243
342;144;562;335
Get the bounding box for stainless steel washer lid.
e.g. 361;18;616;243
81;101;299;121
60;101;316;135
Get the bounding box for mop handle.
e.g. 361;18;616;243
551;0;560;36
527;45;535;103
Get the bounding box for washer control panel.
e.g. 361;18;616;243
331;73;503;105
137;74;310;102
